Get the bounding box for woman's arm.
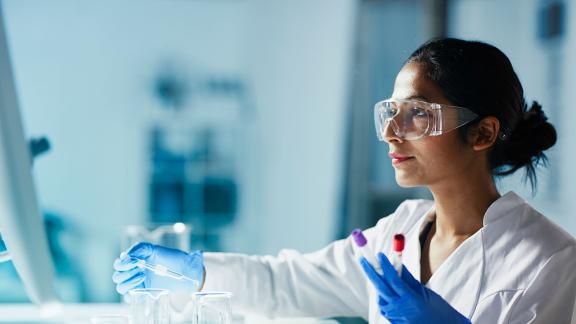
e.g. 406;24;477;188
200;202;408;318
202;236;369;318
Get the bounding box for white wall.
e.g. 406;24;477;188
563;0;576;226
242;0;357;254
3;0;357;301
449;0;576;234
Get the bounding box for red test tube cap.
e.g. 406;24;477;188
393;234;405;252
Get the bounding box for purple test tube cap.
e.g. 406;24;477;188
351;229;367;247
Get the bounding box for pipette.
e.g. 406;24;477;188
120;252;197;283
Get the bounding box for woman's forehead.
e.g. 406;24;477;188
392;62;450;105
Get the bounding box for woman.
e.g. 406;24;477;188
113;39;576;323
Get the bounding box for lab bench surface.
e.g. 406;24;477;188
0;303;340;323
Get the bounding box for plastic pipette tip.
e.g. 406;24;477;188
393;234;405;252
351;229;367;247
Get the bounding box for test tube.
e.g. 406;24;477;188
352;230;405;276
351;229;382;274
391;234;405;276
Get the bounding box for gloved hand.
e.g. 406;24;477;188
112;242;204;295
360;252;471;324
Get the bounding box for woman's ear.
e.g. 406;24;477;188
468;117;500;151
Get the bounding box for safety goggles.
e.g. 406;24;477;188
374;99;479;141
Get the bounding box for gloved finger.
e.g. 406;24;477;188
115;271;146;295
378;297;404;321
113;256;140;271
377;295;389;308
117;279;145;296
116;276;145;295
360;257;398;300
377;252;410;296
400;264;422;294
379;303;403;321
126;242;155;260
377;296;390;318
189;250;204;267
112;267;143;284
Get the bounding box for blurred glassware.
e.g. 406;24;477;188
122;223;191;252
194;292;232;324
129;288;171;324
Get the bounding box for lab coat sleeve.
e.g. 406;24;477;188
200;218;394;319
201;238;369;318
506;244;576;324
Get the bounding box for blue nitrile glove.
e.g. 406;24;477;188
112;242;204;295
360;252;471;324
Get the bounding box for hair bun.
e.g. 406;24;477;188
524;101;547;128
513;101;557;154
495;101;556;184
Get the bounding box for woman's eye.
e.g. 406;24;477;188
384;107;398;117
411;108;428;118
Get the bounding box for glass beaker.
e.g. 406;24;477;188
129;288;171;324
194;292;232;324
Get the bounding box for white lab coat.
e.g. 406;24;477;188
203;192;576;323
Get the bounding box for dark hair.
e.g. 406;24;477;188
407;38;556;191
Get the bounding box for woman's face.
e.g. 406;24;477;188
385;62;479;188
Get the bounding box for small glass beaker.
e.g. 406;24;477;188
129;288;171;324
194;292;232;324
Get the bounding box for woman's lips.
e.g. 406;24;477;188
389;153;415;165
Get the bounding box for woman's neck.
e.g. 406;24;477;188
429;170;500;238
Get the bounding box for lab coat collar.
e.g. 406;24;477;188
401;193;526;319
402;191;523;318
482;191;525;225
407;191;525;318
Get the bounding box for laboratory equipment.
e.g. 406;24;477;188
351;229;382;274
0;2;58;310
122;222;191;252
122;252;199;288
194;292;232;324
129;288;171;324
391;234;405;275
148;71;252;253
114;242;203;295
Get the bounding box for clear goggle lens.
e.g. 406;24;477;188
374;100;431;141
374;99;479;141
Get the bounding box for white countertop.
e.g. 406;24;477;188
0;303;339;323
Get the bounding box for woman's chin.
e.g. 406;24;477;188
395;173;422;187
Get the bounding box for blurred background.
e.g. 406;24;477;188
0;0;574;322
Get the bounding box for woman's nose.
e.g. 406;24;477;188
383;119;404;144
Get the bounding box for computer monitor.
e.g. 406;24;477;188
0;2;59;308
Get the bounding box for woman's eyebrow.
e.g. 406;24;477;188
404;95;430;102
